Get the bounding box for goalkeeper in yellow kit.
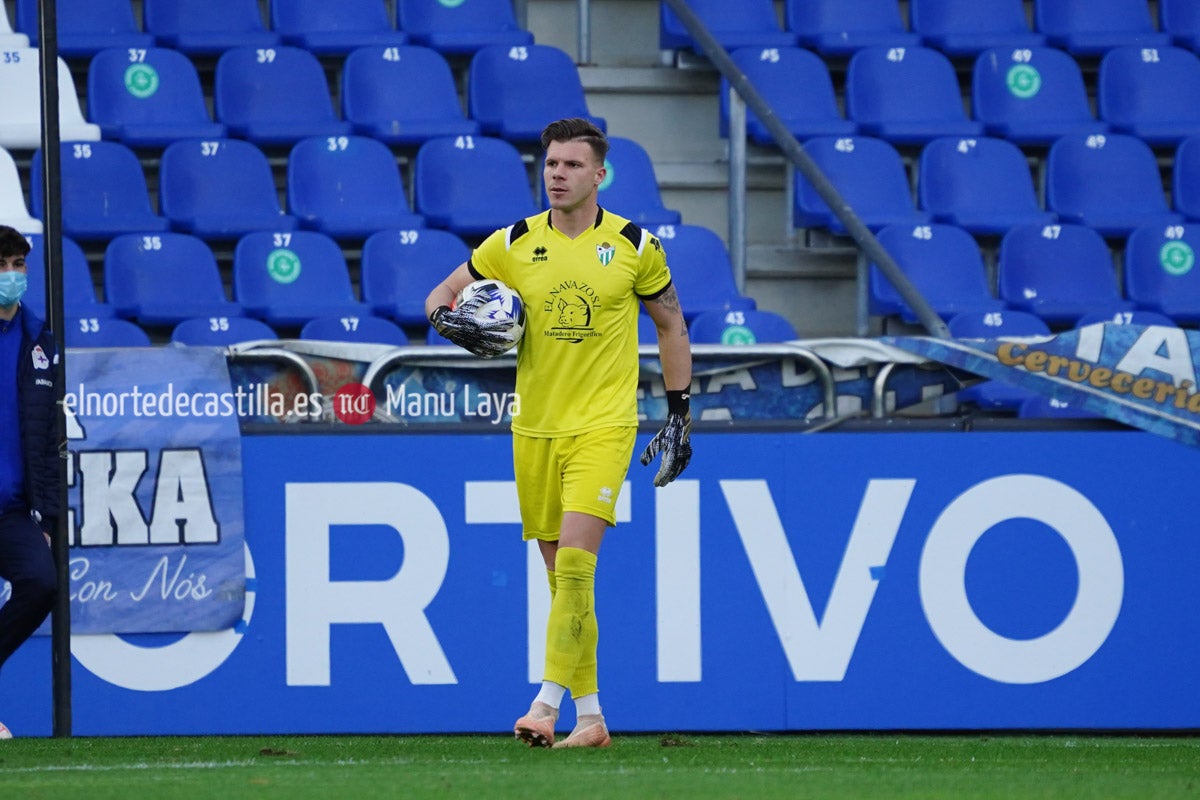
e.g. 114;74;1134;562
425;118;693;748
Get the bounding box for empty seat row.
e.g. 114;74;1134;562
13;0;531;57
16;132;678;243
24;219;756;335
68;304;800;350
867;221;1200;328
664;0;1188;58
724;44;1200;149
76;42;599;152
793;133;1196;240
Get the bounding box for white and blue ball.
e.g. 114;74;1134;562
454;279;526;354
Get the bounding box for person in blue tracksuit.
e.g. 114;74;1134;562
0;225;59;738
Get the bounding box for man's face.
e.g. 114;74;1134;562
543;139;605;214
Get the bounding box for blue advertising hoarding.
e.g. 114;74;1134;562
0;428;1196;735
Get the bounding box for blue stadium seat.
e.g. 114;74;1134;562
287;135;423;240
104;233;242;326
17;0;153;57
1124;223;1200;324
688;309;798;344
972;46;1109;146
361;228;470;326
215;46;353;145
949;309;1051;340
657;224;757;322
1161;0;1200;53
30;141;169;242
997;223;1134;324
660;0;797;53
793;136;931;233
396;0;533;55
160;138;298;241
271;0;406;54
24;235;114;319
1173;135;1200;221
413;136;539;238
786;0;919;56
0;50;100;150
233;230;370;328
1076;309;1179;327
468;44;605;144
720;47;856;145
171;315;278;345
948;309;1052;412
573;136;682;227
1034;0;1170;55
918;136;1055;235
1045;133;1181;237
143;0;280;55
0;146;39;234
910;0;1045;56
846;45;984;144
341;45;480;147
1097;45;1200;147
87;47;227;147
66;317;152;348
300;314;410;346
868;223;1005;322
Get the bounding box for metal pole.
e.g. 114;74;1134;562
35;0;72;737
577;0;592;65
728;85;747;293
660;0;951;339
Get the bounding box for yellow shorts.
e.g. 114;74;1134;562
513;426;637;541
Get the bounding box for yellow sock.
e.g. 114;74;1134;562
543;547;599;697
546;569;557;600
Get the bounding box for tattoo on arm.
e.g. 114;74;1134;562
649;286;689;336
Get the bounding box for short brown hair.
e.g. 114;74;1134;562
0;225;30;260
541;117;608;163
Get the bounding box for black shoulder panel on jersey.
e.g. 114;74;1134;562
618;221;643;248
508;218;530;246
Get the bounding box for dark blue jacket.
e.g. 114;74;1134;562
16;307;59;533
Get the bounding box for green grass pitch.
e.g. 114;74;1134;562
0;733;1198;799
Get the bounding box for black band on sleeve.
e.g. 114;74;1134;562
638;279;673;302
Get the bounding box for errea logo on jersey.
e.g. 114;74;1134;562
532;246;549;263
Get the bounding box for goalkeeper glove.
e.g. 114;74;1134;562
430;303;512;358
640;390;692;487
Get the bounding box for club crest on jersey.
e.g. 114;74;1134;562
596;242;615;267
31;344;49;370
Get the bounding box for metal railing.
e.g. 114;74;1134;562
569;0;952;340
361;343;839;421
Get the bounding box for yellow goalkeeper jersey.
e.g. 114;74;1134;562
468;208;672;437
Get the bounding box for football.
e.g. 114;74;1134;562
454;279;526;355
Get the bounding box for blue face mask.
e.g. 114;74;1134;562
0;270;27;307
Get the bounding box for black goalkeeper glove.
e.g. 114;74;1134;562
640;390;692;487
430;303;512;358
